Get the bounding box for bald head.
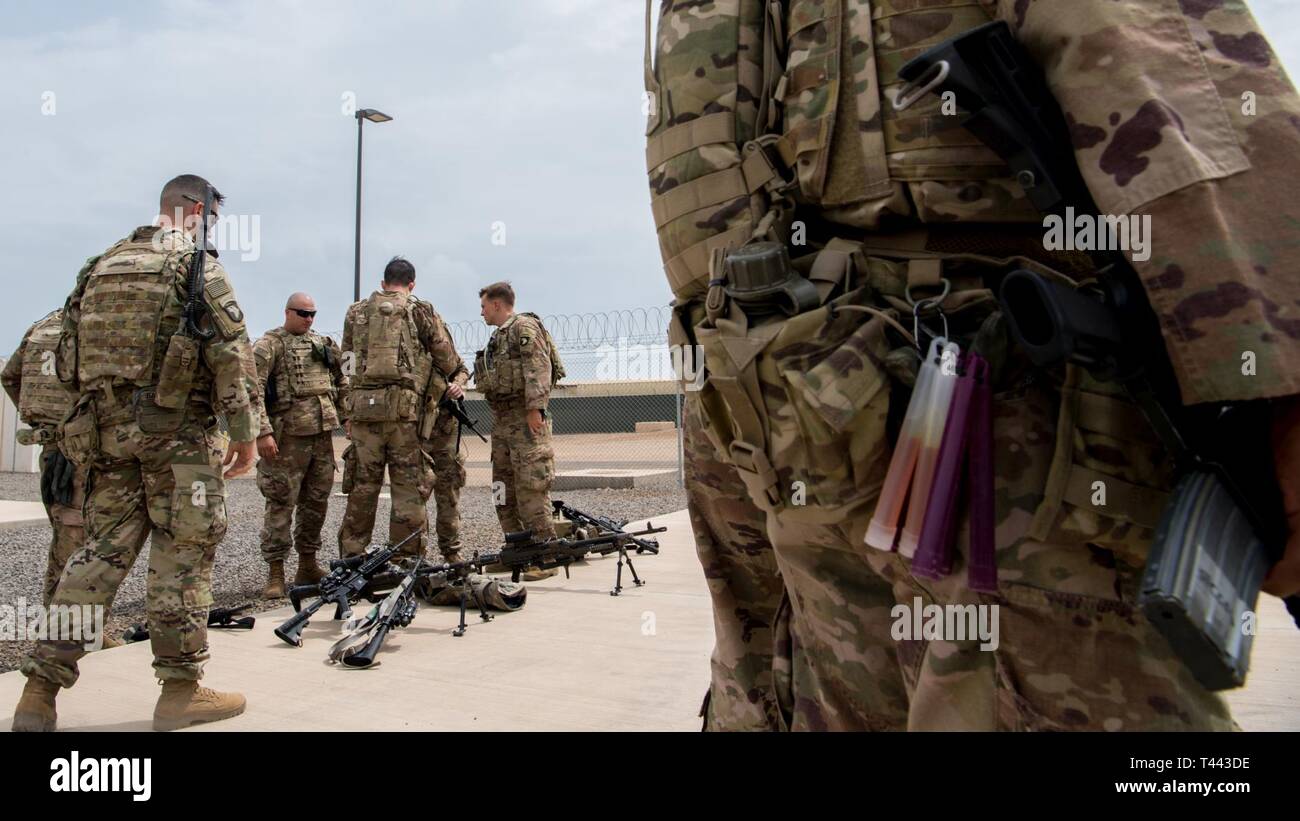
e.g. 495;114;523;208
283;292;317;335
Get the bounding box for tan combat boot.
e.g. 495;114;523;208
12;675;59;732
152;680;246;731
294;553;326;586
262;560;286;599
100;633;123;649
522;566;560;582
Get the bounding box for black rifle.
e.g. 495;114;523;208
124;604;255;643
179;189;217;342
275;530;422;646
898;20;1300;689
279;522;667;646
329;558;424;668
439;387;487;443
553;500;660;555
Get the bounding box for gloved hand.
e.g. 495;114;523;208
47;450;76;507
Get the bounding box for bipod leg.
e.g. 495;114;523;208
611;545;645;596
453;578;470;637
471;581;494;623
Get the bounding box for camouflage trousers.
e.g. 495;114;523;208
339;420;431;558
38;443;89;606
489;402;555;540
689;311;1234;731
683;397;783;731
256;430;336;563
23;418;229;687
423;412;466;551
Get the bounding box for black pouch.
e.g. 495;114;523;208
156;334;200;409
135;388;186;434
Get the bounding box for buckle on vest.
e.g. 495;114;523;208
742;135;797;195
16;427;55;446
727;440;782;510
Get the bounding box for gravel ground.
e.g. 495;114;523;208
0;472;686;674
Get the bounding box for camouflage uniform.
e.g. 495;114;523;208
474;313;558;541
21;225;261;688
646;0;1295;730
1;310;90;605
338;291;466;558
253;327;348;564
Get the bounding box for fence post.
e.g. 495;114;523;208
675;385;684;488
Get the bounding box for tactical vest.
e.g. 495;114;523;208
474;313;563;401
647;1;1158;530
282;331;334;399
17;311;77;427
77;227;188;393
348;291;432;422
644;0;1038;304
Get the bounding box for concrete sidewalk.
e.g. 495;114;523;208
1;504;1294;731
0;510;711;732
0;500;47;532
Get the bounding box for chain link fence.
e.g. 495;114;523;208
327;307;685;490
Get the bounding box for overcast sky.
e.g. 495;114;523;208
1;0;1297;353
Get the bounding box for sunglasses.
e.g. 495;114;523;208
291;309;317;319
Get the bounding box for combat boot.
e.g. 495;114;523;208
262;561;286;599
12;675;59;732
522;566;559;582
294;553;326;586
100;633;123;650
152;680;246;731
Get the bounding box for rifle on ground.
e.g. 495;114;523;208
275;529;423;646
553;500;660;555
328;557;424;668
897;20;1300;689
276;522;667;649
123;604;255;643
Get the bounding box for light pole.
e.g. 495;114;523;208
353;107;393;302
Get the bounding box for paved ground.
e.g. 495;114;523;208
0;510;709;732
0;470;687;676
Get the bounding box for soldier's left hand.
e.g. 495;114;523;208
527;408;544;436
447;383;465;401
1265;397;1300;598
223;439;256;479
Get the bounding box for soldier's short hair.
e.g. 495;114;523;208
159;174;224;214
478;281;515;306
384;256;417;286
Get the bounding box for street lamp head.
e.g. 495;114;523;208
357;108;393;123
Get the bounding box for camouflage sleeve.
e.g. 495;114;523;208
1;328;29;408
516;317;552;411
1009;0;1300;405
252;335;276;438
326;335;350;423
56;256;99;386
197;262;260;442
415;303;468;384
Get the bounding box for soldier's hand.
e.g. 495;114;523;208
1265;397;1300;598
527;408;544;436
223;440;256;479
257;434;279;461
447;383;465;401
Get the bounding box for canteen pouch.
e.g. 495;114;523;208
155;333;200;409
135;388;186;435
351;387;397;422
58;400;100;468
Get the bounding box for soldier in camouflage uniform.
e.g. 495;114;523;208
253;292;349;598
338;257;468;560
2;310;97;610
645;0;1300;730
12;174;261;733
475;283;561;544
